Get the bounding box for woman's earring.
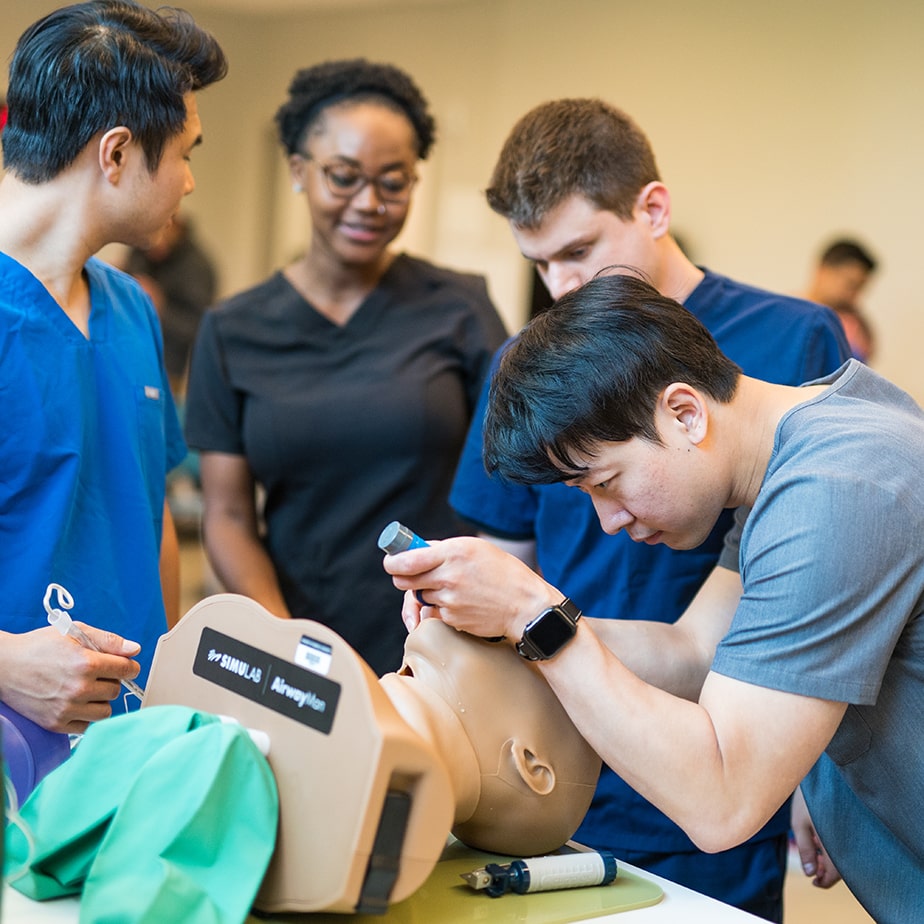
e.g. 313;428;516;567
293;182;303;193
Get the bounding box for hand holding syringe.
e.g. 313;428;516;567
44;583;145;702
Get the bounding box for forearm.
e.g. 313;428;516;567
201;510;291;618
587;617;708;699
591;564;744;699
538;621;842;851
537;625;729;843
160;500;181;628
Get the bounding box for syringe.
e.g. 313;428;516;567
44;583;145;702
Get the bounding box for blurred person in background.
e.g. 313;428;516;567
124;212;218;530
125;212;217;398
802;237;878;362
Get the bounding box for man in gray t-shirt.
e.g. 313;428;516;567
382;274;924;924
712;363;924;920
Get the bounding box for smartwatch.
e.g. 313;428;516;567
516;598;582;661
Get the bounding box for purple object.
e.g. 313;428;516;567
0;700;71;806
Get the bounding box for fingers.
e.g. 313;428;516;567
23;675;120;734
810;840;843;889
382;543;440;581
77;622;141;656
50;697;117;735
794;827;820;879
54;631;141;711
795;827;842;888
382;536;552;639
790;785;819;877
384;545;441;621
790;784;842;887
400;590;424;632
1;629;133;733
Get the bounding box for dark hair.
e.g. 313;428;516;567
819;238;877;273
2;0;227;183
486;98;660;228
484;273;741;484
275;58;436;159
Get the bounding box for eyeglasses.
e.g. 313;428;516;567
300;154;417;205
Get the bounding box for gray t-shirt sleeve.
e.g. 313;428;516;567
713;469;917;704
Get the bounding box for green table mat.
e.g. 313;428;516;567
255;841;663;922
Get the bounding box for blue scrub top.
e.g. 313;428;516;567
0;253;185;707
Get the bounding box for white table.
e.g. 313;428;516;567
4;861;764;922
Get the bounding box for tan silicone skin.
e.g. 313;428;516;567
382;618;600;856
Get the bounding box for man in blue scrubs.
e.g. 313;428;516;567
449;99;850;920
0;1;226;734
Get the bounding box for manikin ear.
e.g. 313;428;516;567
634;181;671;240
502;738;556;796
661;382;709;446
98;126;134;183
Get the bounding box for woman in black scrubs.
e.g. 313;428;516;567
185;59;506;675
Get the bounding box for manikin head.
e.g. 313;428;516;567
381;618;600;856
145;594;598;907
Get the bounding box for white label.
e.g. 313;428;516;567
295;634;333;676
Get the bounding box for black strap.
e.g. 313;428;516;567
355;790;412;915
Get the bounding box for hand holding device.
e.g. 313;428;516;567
44;583;145;702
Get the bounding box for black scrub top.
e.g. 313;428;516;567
185;254;507;675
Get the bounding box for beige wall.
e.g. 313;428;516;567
3;0;923;401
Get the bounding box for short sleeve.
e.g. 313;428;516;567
184;310;245;455
713;472;917;704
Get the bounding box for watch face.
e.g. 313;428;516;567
528;607;576;656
